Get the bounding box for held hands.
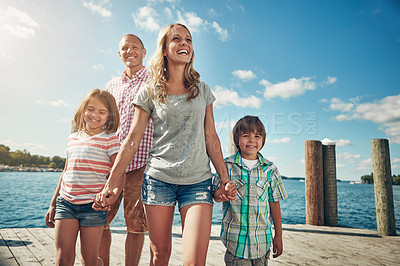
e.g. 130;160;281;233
92;185;121;211
272;234;283;258
215;179;237;202
45;206;56;228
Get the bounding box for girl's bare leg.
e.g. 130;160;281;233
80;225;104;266
180;203;212;266
55;219;79;266
144;205;175;266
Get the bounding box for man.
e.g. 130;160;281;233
99;34;153;266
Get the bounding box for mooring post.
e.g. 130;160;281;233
305;140;324;225
322;143;338;226
371;138;396;236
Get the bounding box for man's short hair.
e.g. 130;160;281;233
119;34;144;49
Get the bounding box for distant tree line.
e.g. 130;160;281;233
0;144;65;169
361;173;400;185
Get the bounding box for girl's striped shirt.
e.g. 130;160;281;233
60;131;120;204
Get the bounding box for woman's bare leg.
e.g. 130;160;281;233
180;203;213;266
144;205;175;266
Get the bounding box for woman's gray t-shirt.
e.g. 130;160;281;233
133;82;216;185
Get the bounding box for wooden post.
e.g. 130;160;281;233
322;143;338;226
371;138;396;236
305;140;324;225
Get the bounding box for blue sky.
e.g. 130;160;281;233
0;0;399;181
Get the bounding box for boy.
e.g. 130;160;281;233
214;115;287;265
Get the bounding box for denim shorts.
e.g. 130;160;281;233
142;174;214;210
54;196;107;227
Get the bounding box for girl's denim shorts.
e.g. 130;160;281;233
142;174;214;210
54;196;107;227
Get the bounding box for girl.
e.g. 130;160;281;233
96;23;236;265
45;89;123;266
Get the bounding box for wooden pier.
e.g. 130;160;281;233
1;224;399;265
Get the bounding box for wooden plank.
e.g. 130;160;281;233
14;228;56;265
0;228;41;265
1;225;399;265
108;229;125;265
28;228;56;256
0;234;18;266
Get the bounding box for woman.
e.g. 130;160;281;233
97;23;236;265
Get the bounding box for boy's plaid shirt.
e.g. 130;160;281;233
213;151;287;259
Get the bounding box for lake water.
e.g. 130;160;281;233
0;172;399;235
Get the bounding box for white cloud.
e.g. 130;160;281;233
82;0;112;17
133;6;160;32
260;77;316;100
319;98;328;103
93;63;104;70
323;76;338;85
327;94;400;144
334;113;352;121
321;138;352;146
330;98;354;112
176;11;204;33
1;6;40;39
337;152;361;164
148;0;178;2
357;158;373;170
164;7;173;20
177;11;229;41
209;8;217;16
392;157;400;164
0;49;13;59
185;12;204;28
267;137;291;144
212;85;262;109
232;70;257;81
36;99;69;107
134;6;228;42
1;140;50;154
210;21;229;42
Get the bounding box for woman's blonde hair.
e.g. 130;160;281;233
147;23;200;103
74;89;120;134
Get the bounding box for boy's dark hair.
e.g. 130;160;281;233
233;115;266;152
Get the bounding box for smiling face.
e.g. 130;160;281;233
238;131;263;160
118;35;146;73
83;97;109;135
163;25;193;65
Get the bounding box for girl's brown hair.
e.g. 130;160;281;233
147;23;200;104
233;115;267;152
74;89;120;134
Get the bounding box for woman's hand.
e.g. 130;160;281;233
214;179;237;202
92;181;123;211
